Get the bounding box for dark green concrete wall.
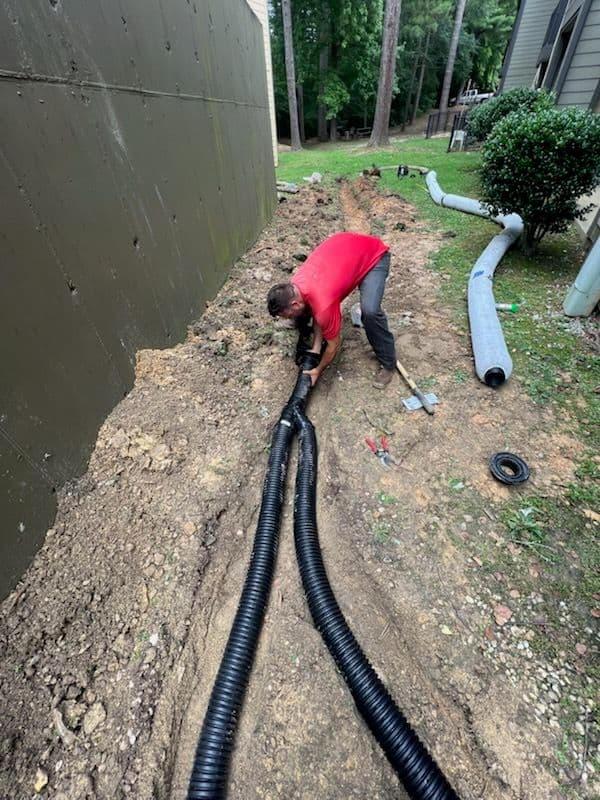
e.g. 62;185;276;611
0;0;276;596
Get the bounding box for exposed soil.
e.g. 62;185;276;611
0;178;596;800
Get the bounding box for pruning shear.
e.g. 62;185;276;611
365;436;391;467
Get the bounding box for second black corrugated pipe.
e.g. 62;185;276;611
293;407;459;800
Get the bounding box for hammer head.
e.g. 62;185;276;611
402;393;439;412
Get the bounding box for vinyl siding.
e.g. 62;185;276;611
502;0;559;89
557;0;600;106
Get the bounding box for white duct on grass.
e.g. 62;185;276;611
563;235;600;316
426;171;523;386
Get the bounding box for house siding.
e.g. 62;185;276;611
501;0;559;90
556;0;600;106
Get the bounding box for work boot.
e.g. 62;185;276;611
373;366;394;389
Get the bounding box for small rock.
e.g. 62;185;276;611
65;684;81;700
34;768;48;793
62;700;86;730
112;632;131;658
493;604;513;626
583;508;600;523
138;582;149;612
52;708;76;747
439;625;453;636
83;702;106;735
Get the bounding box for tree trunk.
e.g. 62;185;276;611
317;15;329;142
402;47;420;129
282;0;302;150
368;0;402;148
438;0;467;130
296;84;306;142
411;31;430;126
330;116;337;141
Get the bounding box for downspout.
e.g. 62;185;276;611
426;171;523;386
563;235;600;316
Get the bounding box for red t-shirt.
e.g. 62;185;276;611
291;232;389;339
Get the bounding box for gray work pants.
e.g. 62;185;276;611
359;252;397;370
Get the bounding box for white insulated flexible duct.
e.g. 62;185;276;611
563;235;600;316
426;171;523;386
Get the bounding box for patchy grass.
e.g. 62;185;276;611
279;137;599;791
376;491;399;506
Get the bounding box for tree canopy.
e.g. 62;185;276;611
270;0;517;140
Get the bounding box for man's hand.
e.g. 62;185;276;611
303;366;321;386
302;333;341;386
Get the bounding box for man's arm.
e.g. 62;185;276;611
303;331;342;385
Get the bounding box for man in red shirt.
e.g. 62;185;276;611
267;232;397;388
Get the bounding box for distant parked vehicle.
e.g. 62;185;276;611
456;88;494;105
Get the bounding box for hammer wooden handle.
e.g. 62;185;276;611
395;360;435;415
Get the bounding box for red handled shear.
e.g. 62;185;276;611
365;436;391;467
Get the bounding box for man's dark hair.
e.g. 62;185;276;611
267;283;296;317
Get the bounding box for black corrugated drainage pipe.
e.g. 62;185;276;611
186;354;318;800
187;351;459;799
293;407;459;800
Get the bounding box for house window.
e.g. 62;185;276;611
544;14;577;91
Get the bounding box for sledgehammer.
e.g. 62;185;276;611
396;359;435;415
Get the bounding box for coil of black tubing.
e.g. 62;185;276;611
186;357;317;800
489;452;530;485
293;407;459;800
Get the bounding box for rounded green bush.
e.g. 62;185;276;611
466;87;555;142
480;106;600;253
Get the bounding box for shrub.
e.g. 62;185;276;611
480;106;600;254
466;87;555;142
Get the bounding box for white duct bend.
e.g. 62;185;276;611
426;171;523;386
